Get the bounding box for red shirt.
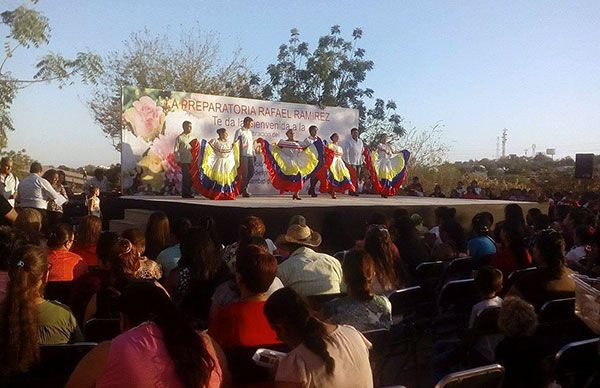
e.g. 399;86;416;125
48;250;88;281
491;245;533;275
71;244;97;267
208;300;280;348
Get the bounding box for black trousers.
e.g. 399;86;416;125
351;164;362;193
180;163;191;196
240;156;255;193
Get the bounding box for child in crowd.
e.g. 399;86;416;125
87;186;101;218
566;225;595;269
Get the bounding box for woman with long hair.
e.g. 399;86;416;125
67;281;228;388
46;223;88;281
144;211;170;260
321;133;356;199
323;249;392;331
122;228;162;280
363;133;411;198
363;225;403;293
15;208;45;246
71;215;102;267
42;169;67;227
264;287;373;387
431;219;468;262
0;245;82;378
166;227;231;323
391;215;431;272
491;221;532;275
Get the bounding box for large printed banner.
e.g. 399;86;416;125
121;86;359;195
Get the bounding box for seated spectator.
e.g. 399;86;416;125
15;208;45;246
494;203;526;242
407;176;424;197
0;226;27;303
71;215;102;267
208;244;280;348
463;186;481;199
393;215;431;272
210;236;283;318
275;220;342;296
264;287;373;387
46;223;88;281
467;213;497;270
144;211;170;260
165;227;232;323
428;206;457;247
156;217;192;277
491;222;532;275
364;224;404;293
221;215;277;272
495;297;552;388
67;281;229;388
122;228;162;280
429;184;446;198
0;245;83;377
469;266;504;362
410;213;430;237
507;229;575;311
431;219;468;262
323;249;392;331
565;225;595;267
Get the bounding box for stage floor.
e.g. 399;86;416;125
119;194;530;208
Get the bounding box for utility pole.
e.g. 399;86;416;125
532;144;536;156
496;137;501;159
501;128;508;158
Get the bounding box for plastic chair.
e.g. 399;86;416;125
362;328;391;386
435;279;479;336
225;343;290;385
539;298;576;324
547;337;600;388
388;285;424;324
306;292;346;314
499;267;539;297
415;261;447;303
444;257;473;280
435;363;504;388
84;318;121;342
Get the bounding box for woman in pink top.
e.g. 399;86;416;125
67;281;229;388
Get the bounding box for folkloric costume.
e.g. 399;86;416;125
320;143;356;194
363;142;410;197
257;137;326;194
189;138;242;200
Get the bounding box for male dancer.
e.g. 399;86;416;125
234;117;255;197
343;127;364;196
174;120;195;198
302;125;320;197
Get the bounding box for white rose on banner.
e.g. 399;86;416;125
123;96;165;141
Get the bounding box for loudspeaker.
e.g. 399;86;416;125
575;153;594;179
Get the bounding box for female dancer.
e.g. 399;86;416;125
320;133;356;199
258;129;326;200
364;134;410;198
190;127;242;200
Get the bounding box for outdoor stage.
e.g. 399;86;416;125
104;195;543;253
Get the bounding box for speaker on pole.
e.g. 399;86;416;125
575;153;594;179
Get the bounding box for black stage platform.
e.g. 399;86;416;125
104;195;543;253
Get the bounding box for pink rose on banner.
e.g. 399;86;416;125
150;133;183;193
123;96;166;141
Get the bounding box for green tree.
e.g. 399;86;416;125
90;28;262;150
0;1;102;147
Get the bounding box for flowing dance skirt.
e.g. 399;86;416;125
319;146;356;193
257;138;326;193
363;148;410;196
190;139;242;200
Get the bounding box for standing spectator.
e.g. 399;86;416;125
17;162;67;225
174;121;195;198
234;116;256;198
264;287;374;388
57;170;74;198
71;215;102;267
0;245;83;377
0;157;18;207
156;217;192;277
343;127;364;196
121;228;162;280
84;168;108;193
430;184;446;198
208;244;280;348
67;282;228;388
46;223;88;281
42;169;66;226
144;211;170;260
323;249;392;331
467;213;497;270
276;220;343;296
86;186;101;218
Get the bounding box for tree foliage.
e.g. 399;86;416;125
0;1;102;147
90;28;262;150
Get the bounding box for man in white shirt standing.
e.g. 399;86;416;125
0;157;19;207
174;120;195;198
302;125;321;197
343;127;364;196
84;168;109;193
234;116;256;197
17;162;67;223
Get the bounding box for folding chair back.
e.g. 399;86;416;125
499;267;539;297
539;298;576;324
435;363;504;388
548;337;600;388
306;293;346;314
388;286;423;323
84;318;121;342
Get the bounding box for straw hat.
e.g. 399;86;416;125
276;221;322;248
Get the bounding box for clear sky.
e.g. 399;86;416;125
4;0;600;166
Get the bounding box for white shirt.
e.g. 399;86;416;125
234;127;255;156
301;135;318;148
566;246;587;263
84;176;108;193
277;246;343;296
17;173;67;210
0;172;19;207
174;132;195;163
343;137;364;165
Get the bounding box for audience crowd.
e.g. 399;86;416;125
0;160;600;387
